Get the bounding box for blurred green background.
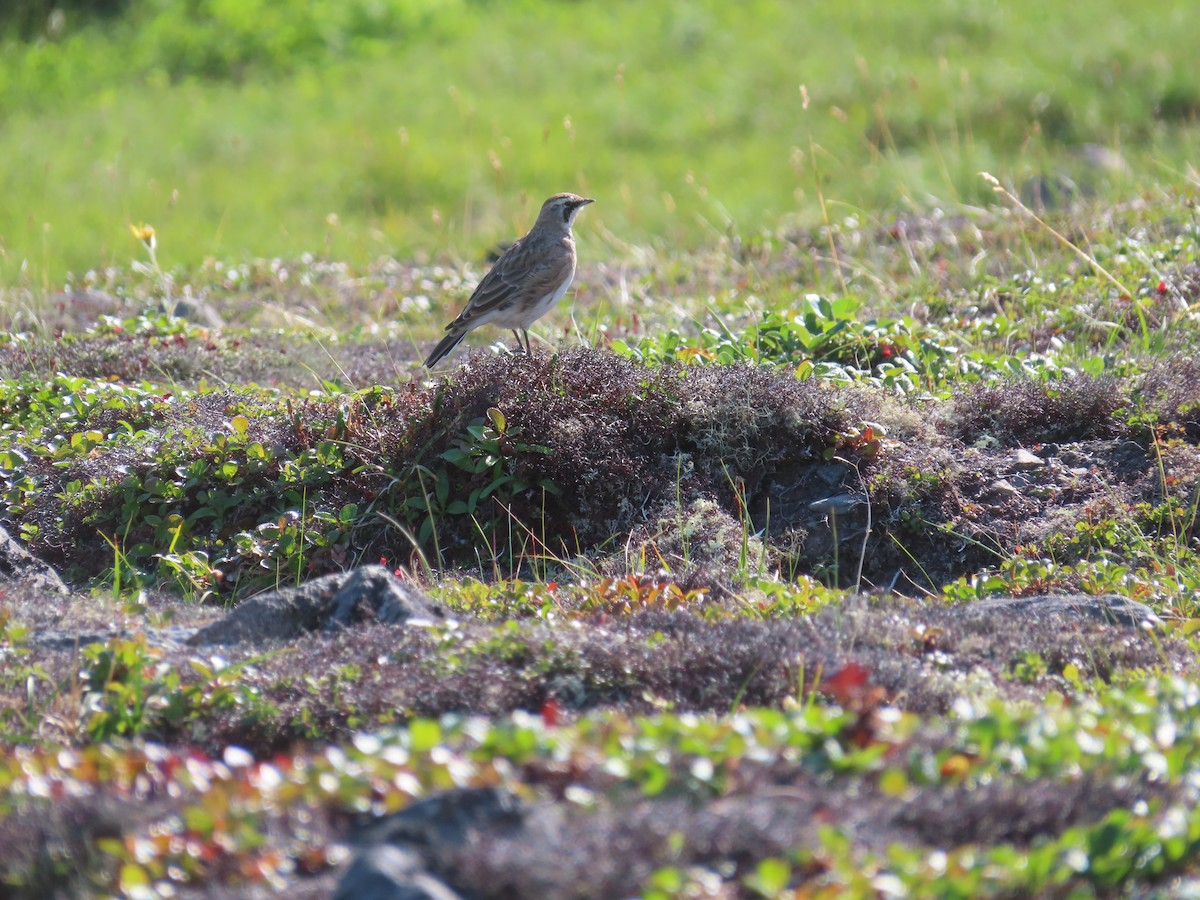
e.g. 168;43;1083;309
0;0;1196;287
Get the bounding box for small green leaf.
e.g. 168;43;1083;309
1177;619;1200;636
747;856;791;895
646;866;684;891
408;718;441;752
479;476;513;499
119;863;150;889
879;768;909;797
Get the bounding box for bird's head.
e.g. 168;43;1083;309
538;192;595;229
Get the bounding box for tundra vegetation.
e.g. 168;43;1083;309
1;1;1199;896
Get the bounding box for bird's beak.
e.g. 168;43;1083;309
577;198;595;207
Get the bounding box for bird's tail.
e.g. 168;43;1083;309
423;326;468;369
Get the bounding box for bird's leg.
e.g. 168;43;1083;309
509;330;524;355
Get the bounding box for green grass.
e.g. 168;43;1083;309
1;0;1198;288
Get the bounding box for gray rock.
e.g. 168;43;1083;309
189;565;440;646
348;786;525;852
39;289;121;330
962;594;1162;628
31;625;197;651
333;845;463;900
324;566;441;633
809;493;866;515
336;787;524;900
0;526;67;594
1011;449;1044;469
161;290;224;328
987;478;1019;498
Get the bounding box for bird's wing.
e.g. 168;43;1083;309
448;236;572;329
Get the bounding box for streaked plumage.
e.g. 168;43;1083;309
423;192;594;368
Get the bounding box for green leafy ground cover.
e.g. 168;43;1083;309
2;0;1200;896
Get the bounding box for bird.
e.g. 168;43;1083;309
423;192;594;368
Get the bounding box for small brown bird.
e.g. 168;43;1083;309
423;192;594;368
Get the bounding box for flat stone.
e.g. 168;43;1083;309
0;526;67;595
30;625;197;652
348;786;525;851
189;565;441;646
809;493;866;515
333;844;463;900
961;594;1162;629
335;787;525;900
1011;449;1044;469
987;479;1019;497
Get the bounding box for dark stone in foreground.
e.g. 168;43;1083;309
963;593;1162;628
330;774;1163;900
336;787;524;900
190;565;442;646
334;845;463;900
348;787;526;851
0;525;67;595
